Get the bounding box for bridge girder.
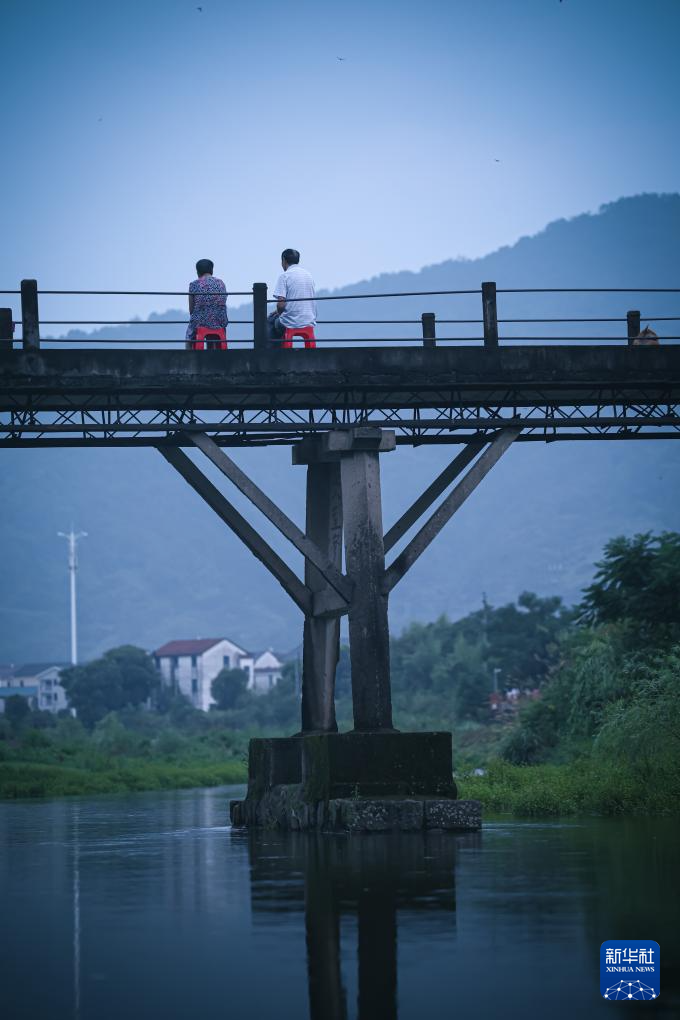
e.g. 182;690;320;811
2;346;679;447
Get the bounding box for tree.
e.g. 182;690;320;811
446;633;489;721
580;532;680;644
594;645;680;778
486;592;570;688
211;667;249;710
501;699;561;765
502;533;680;766
335;645;352;700
388;595;569;726
4;694;31;730
60;645;159;728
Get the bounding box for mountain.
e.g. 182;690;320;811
2;194;679;663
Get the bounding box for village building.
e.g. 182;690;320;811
0;663;69;714
153;638;284;711
249;649;285;694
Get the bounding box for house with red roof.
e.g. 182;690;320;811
153;638;284;711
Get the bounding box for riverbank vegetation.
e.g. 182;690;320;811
0;707;248;798
1;532;677;813
461;532;680;815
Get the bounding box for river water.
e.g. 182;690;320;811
0;786;677;1019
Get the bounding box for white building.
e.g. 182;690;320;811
0;663;69;714
153;638;284;711
250;649;285;694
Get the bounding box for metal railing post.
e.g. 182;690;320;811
0;308;14;352
253;282;268;351
421;312;436;348
21;279;40;350
481;282;498;348
627;309;641;346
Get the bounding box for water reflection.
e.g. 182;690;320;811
247;830;478;1020
72;803;81;1020
1;790;679;1019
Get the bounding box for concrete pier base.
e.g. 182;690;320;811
231;731;481;833
230;788;481;832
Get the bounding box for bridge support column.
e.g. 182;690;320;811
338;431;394;732
301;458;343;733
295;428;396;732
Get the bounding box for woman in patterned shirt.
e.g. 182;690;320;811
185;258;228;348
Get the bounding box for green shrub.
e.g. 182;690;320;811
501;700;560;764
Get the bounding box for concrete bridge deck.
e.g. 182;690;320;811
2;345;679;445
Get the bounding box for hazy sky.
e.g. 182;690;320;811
3;0;680;325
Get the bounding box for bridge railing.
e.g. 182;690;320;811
1;281;679;351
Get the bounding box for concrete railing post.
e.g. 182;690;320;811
21;279;40;350
0;308;14;352
482;281;498;348
253;282;268;351
627;309;641;346
421;312;436;348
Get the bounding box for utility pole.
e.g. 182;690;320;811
58;528;87;665
493;667;501;694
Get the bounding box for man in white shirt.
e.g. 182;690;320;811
270;249;317;346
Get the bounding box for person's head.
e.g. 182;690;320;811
196;258;214;277
281;249;300;270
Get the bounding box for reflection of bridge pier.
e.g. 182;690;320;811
247;831;471;1020
304;839;347;1020
357;873;397;1020
306;842;399;1020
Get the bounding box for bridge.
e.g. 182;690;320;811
2;279;679;447
2;279;679;830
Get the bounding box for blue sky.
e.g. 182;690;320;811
2;0;679;325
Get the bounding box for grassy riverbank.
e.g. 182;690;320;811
0;713;248;800
457;758;680;817
5;752;677;816
0;758;247;799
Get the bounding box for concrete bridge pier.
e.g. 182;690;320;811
300;456;343;734
294;428;395;734
339;432;394;732
229;427;493;832
157;425;493;831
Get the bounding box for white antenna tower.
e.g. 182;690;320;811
58;527;87;665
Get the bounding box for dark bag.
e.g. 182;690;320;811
267;311;285;340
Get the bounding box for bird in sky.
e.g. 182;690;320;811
197;5;203;11
494;158;500;162
337;56;346;61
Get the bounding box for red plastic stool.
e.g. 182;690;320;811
282;325;316;349
191;326;227;350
